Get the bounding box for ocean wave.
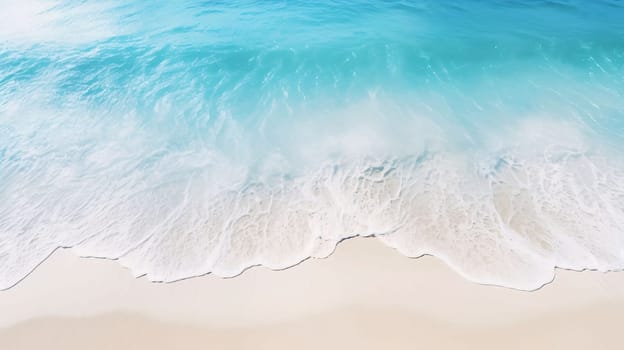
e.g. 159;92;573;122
1;0;624;291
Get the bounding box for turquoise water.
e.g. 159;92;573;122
1;0;624;290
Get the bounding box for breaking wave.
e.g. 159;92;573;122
1;0;624;290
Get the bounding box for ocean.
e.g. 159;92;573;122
1;0;623;290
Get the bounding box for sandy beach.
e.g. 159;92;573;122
1;237;624;349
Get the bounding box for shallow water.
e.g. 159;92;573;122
1;0;624;290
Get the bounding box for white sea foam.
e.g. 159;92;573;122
0;0;117;46
1;89;623;291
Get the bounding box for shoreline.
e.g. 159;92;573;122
2;238;624;349
5;233;611;293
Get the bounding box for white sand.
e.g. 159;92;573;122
1;237;624;349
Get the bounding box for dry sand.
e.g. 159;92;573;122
1;237;623;349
